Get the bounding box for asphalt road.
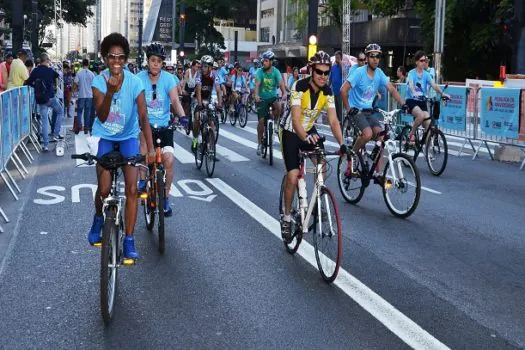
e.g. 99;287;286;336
0;116;523;349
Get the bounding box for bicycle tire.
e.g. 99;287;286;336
239;106;248;128
337;151;365;204
205;129;216;177
425;129;448;176
229;109;237;126
313;187;342;283
100;210;119;324
268;121;273;166
195;139;204;169
144;177;155;231
157;173;165;254
382;153;421;218
213;112;220;144
185;113;193;135
279;175;302;254
262;126;268;159
220;108;227;124
341;116;354;146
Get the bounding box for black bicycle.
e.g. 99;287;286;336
337;108;421;218
71;151;146;324
195;103;217;177
398;90;450;176
261;101;278;166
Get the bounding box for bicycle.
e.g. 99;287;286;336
260;100;278;166
71;151;146;324
278;137;343;283
195;102;217;177
229;91;248;128
337;108;421;218
398;90;450;176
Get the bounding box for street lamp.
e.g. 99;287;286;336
308;34;317;60
23;14;27;42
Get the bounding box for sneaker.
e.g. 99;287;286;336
123;236;140;260
281;220;292;244
164;198;172;217
138;179;147;194
257;143;263;156
42;146;50;153
88;215;104;246
54;135;65;141
191;138;198;153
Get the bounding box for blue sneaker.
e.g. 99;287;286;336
164;198;172;217
123;236;140;260
138;179;147;194
88;215;103;246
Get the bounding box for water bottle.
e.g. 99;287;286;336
298;178;308;208
370;141;381;162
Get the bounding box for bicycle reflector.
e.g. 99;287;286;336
385;179;393;190
139;192;148;200
122;258;136;266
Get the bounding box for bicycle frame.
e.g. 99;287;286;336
102;168;123;226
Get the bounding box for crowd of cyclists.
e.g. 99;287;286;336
82;31;447;261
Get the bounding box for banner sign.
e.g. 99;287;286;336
11;90;21;148
21;87;31;137
1;92;12;167
480;88;520;138
439;85;467;131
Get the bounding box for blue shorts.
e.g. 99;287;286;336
97;138;140;158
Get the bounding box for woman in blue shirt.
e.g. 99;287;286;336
231;66;248;110
88;33;155;260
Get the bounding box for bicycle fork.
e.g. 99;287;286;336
384;140;403;188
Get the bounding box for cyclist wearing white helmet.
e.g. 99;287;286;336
255;50;287;156
340;43;405;178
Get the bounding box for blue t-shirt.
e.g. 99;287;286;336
217;66;228;84
232;75;246;91
330;64;343;93
137;70;178;127
347;66;389;110
347;64;359;79
91;70;144;141
25;65;59;101
406;69;433;99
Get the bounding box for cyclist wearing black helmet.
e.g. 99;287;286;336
137;43;187;217
279;51;346;243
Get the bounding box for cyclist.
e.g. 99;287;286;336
181;59;200;119
279;51;347;243
248;59;259;101
216;58;228;104
255;50;287;156
340;43;405;177
88;32;155;260
405;50;449;145
137;43;187;217
231;65;248;113
191;55;222;152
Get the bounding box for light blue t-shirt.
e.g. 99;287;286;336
91;69;144;141
232;75;246;91
406;69;433;99
137;70;178;127
217;66;228;84
347;66;389;110
347;64;359;78
249;67;258;88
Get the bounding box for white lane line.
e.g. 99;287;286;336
219;128;283;159
176;129;249;162
173;142;195;164
74;133;95;167
206;178;448;350
421;186;442;195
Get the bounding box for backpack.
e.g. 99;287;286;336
34;78;50;104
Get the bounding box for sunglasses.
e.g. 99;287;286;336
152;84;157;100
367;53;381;59
314;68;330;76
202;63;210;68
107;53;126;61
358;58;366;62
418;59;428;63
166;68;174;72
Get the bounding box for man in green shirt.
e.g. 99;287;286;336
254;50;287;156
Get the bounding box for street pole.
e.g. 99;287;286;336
138;0;144;66
307;0;318;58
31;0;38;56
11;0;23;55
234;30;238;63
172;0;177;60
179;2;185;58
433;0;446;83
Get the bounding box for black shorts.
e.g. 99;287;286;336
151;126;174;149
281;127;324;172
352;110;382;132
406;98;428;114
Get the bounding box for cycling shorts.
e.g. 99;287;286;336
406;98;428;114
281;127;324;172
97;138;140;158
257;97;278;120
352;110;382;131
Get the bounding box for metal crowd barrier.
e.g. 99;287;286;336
388;83;525;170
0;86;41;233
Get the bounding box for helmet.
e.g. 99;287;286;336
364;43;382;55
213;61;219;68
309;51;331;66
228;64;234;69
200;55;214;65
253;58;259;64
261;50;275;60
146;43;166;59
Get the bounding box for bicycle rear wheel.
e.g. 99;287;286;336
205;129;216;177
342;116;354;146
279;175;302;254
100;210;119;324
229;109;237;126
268;121;273;166
238;106;248;128
262;126;268;159
185;113;193;135
143;177;155;231
213;112;220;144
157;173;165;254
425;129;448;176
313;187;342;283
337;151;365;204
382;153;421;218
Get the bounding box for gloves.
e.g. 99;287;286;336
179;116;189;128
339;144;349;155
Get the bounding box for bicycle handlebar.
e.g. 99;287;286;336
71;152;146;167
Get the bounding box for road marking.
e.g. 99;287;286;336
241;125;341;149
421;186;442;195
173;142;195;164
207;177;449;350
176;130;249;162
219;129;283;159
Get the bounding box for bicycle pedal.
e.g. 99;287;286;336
92;242;102;248
122;258;136;266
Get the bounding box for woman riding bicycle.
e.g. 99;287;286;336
87;32;155;260
279;51;346;243
137;43;187;217
231;65;248;111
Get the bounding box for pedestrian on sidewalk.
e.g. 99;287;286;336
7;49;29;90
24;54;65;151
330;51;343;123
74;59;95;134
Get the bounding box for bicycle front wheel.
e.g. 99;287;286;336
213;112;220;144
195;140;204;169
337;151;365;204
425;129;448;176
382;153;421;218
157;173;165;254
268;121;273;166
143;177;155;231
185;113;193;135
238;106;248;128
279;175;302;254
100;210;119;324
313;187;342;283
205;129;216;177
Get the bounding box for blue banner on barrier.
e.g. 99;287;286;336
480;88;520;138
21;87;30;137
1;92;12;167
439;86;467;131
396;84;412;124
11;91;20;147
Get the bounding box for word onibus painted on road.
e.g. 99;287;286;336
439;85;467;131
33;179;217;205
479;88;520;138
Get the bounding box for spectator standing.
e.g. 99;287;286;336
7;49;30;89
0;54;13;92
330;51;343;123
397;65;407;83
74;58;96;134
